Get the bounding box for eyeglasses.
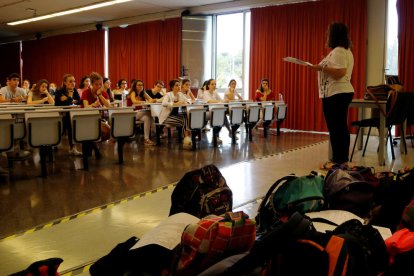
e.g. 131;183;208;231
156;85;163;89
121;82;127;85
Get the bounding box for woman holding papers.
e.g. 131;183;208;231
308;22;354;169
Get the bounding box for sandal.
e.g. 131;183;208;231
144;139;155;146
320;161;337;170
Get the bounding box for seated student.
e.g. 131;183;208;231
81;72;110;108
49;82;57;97
145;80;165;103
255;78;275;102
127;80;155;146
224;79;243;102
202;79;234;140
27;79;55;105
80;72;110;159
196;80;208;101
103;78;114;102
159;79;191;145
0;73;27;103
181;79;196;103
55;74;82;156
22;79;31;95
113;79;128;101
77;75;91;98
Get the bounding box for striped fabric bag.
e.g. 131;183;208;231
173;211;256;275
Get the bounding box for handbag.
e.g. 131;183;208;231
364;84;392;101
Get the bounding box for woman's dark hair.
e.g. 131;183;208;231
259;78;269;92
129;79;144;95
327;22;351;49
117;79;127;88
228;79;236;87
169;79;180;91
32;79;49;95
90;72;102;84
201;80;208;89
206;79;215;91
155;80;164;87
182;79;190;86
79;75;90;89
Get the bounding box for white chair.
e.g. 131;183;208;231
229;104;245;144
6;112;32;167
187;106;206;150
262;103;275;138
0;114;14;153
25;111;62;177
109;109;136;164
70;110;102;170
275;103;287;136
245;104;261;142
209;106;227;147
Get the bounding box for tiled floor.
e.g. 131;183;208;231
1;128;413;275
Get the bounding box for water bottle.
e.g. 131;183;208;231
279;93;284;102
122;91;126;107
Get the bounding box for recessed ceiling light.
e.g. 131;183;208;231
7;0;132;26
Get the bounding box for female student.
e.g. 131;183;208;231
127;80;155;146
224;79;243;102
27;79;54;105
181;79;196;102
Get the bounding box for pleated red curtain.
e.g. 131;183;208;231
108;18;181;88
397;0;414;91
22;30;104;86
249;0;367;132
0;42;21;86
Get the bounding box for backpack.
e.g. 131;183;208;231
169;164;232;218
368;169;414;232
172;211;256;275
255;172;324;233
10;258;64;276
324;168;377;217
229;212;388;276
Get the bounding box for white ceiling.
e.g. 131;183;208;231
0;0;310;43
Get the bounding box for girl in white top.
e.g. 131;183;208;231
224;79;243;102
159;79;190;141
181;78;196;102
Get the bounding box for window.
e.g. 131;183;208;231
181;12;250;97
385;0;398;77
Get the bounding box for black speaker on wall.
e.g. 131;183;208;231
96;23;103;31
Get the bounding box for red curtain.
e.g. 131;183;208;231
397;0;414;91
108;18;181;88
0;42;21;86
249;0;367;132
22;30;104;86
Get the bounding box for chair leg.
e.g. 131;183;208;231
263;121;271;138
362;127;372;157
401;123;408;154
191;131;197;151
39;146;48;178
155;125;162;146
117;138;127;164
82;142;90;171
231;125;239;145
388;126;395;160
350;127;360;162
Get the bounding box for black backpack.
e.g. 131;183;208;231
169;164;232;218
227;213;389;276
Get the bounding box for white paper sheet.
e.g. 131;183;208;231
132;213;199;250
283;56;313;66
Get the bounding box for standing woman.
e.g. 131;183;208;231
55;74;82;156
159;79;191;143
224;79;243;102
181;79;196;102
127;80;155;146
27;79;54;105
255;79;275;101
308;22;354;168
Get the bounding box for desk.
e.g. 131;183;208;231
349;99;386;165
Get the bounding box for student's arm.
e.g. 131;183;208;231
97;91;110;108
45;91;55;104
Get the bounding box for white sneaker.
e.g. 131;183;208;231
69;148;82;156
216;137;223;144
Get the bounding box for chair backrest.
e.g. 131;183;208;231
263;104;275;121
188;107;206;130
150;104;163;118
386;92;411;126
0;114;14;152
276;104;287;120
109;109;136;138
210;107;227;127
25;112;62;147
245;104;260;123
70;110;101;142
229;105;244;125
